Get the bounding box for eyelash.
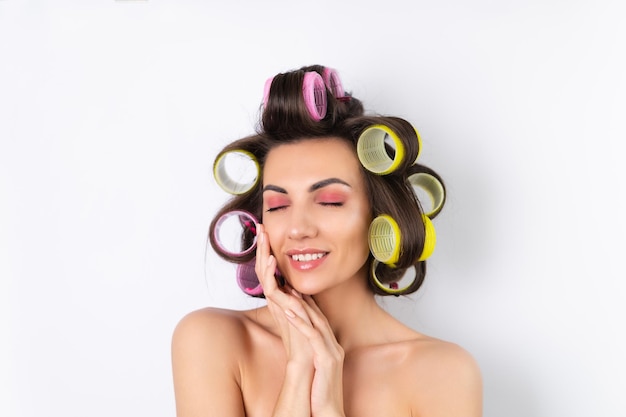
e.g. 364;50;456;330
265;206;286;213
265;202;343;212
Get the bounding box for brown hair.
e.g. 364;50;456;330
208;64;446;296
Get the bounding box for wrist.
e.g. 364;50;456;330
285;359;314;377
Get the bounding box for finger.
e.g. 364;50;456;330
254;229;304;313
284;310;332;354
284;295;314;325
301;295;332;332
303;294;323;313
253;226;315;324
299;296;342;352
254;225;279;294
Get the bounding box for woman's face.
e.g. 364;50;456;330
261;138;372;295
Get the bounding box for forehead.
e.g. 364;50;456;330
263;138;363;185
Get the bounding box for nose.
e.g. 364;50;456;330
287;208;318;240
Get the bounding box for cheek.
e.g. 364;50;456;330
263;224;283;254
351;211;373;257
332;215;370;246
340;219;371;269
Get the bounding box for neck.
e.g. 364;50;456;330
311;265;391;353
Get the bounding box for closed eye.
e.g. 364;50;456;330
316;190;347;207
266;205;288;213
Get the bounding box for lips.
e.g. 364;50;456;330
286;249;329;271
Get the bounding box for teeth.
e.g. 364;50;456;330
291;253;325;262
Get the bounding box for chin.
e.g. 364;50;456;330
286;280;323;296
281;273;326;296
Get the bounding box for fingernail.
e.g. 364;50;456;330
284;309;296;318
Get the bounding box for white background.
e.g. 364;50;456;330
2;1;625;416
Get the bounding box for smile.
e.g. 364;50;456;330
290;253;327;262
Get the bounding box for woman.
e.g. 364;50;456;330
172;65;482;416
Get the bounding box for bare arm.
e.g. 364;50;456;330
171;309;246;417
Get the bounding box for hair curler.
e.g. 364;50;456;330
412;127;423;162
357;124;407;175
213;150;260;195
370;260;419;295
408;171;446;219
418;214;436;261
368;214;402;266
236;259;264;296
213;210;259;257
368;213;436;266
236;258;284;296
302;71;327;120
322;67;345;98
263;71;328;121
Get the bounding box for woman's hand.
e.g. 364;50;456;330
284;293;346;417
255;224;345;417
255;224;315;417
255;225;315;366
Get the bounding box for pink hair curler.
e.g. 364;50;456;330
236;259;263;296
302;71;327;120
322;67;345;98
262;76;273;108
236;258;284;296
213;210;259;257
263;71;328;121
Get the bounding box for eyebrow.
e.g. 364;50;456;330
262;177;351;194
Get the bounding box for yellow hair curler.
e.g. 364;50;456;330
418;214;436;261
370;260;420;295
368;214;402;266
413;127;423;162
408;172;445;219
213;150;260;195
357;125;406;175
368;213;437;266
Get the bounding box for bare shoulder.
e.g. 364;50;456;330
171;307;260;417
343;329;482;417
172;307;249;347
405;335;483;416
171;306;267;377
409;335;481;379
171;306;275;352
